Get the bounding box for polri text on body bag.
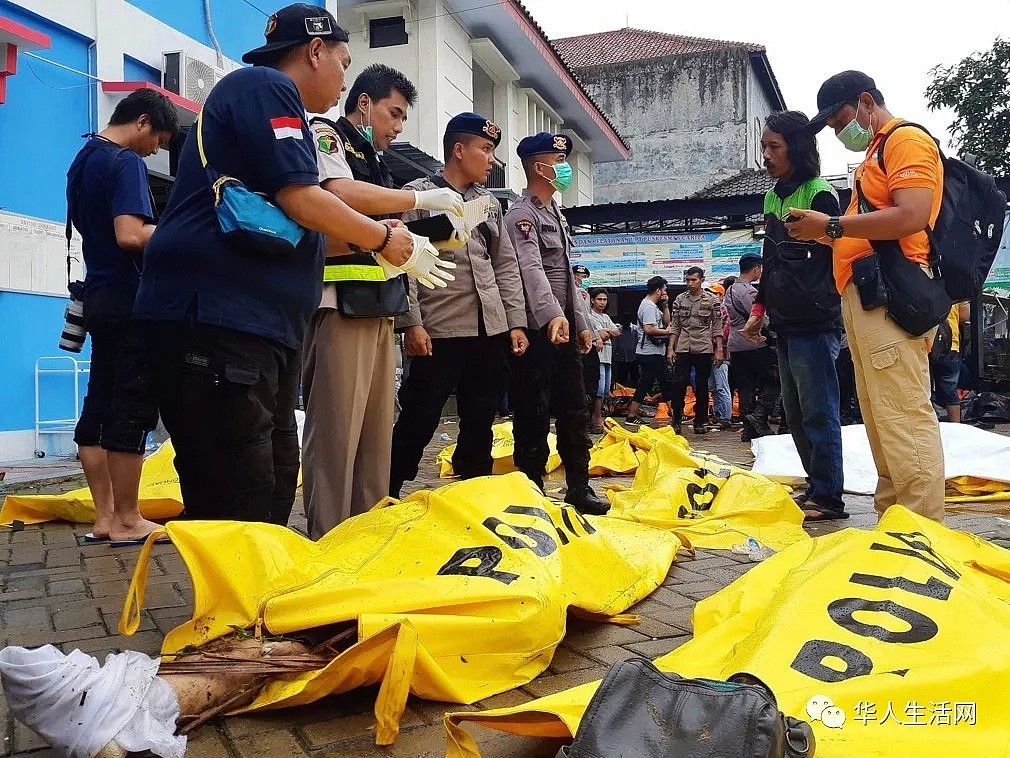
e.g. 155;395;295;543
197;108;305;255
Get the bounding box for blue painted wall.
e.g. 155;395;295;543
125;0;297;64
124;54;161;85
0;291;90;436
0;1;93;224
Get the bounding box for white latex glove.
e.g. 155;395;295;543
374;252;406;281
434;227;471;251
413;187;464;216
401;233;457;289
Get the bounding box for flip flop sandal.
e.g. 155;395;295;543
83;533;108;544
802;507;849;522
110;536;171;548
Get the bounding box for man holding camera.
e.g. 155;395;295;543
67;89;179;544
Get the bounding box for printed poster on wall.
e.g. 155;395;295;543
571;229;761;288
984;211;1010;290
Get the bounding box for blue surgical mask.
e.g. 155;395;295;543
837;106;873;152
541;161;574;192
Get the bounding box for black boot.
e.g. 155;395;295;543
564;483;610;516
743;412;774;439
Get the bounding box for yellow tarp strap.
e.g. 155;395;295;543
118;526;168;635
374;622;419;745
323;263;388;282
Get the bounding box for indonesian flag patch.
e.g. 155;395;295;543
271;117;303;140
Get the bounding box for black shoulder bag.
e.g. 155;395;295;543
853;178;952;337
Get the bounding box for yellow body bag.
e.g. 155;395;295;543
120;473;683;743
0;442;183;525
437;422;562;478
448;506;1010;757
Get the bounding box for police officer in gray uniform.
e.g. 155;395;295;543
505;132;608;515
389;113;529;496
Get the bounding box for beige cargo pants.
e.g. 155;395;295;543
841;284;945;522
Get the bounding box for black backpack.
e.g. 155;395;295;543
875;123;1006;302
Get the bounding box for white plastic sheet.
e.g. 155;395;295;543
752;422;1010;495
0;645;184;758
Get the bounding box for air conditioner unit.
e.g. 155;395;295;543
163;52;225;105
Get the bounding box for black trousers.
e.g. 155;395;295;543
389;335;507;495
583;348;601;404
669;353;713;427
145;321;300;525
509;328;591;490
731;346;780;421
633;353;667;403
75;317;158;454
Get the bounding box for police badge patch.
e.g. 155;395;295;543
553;135;568;151
515;219;534;240
316;131;339;154
483;121;501;140
305;16;333;36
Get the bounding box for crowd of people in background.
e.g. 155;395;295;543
65;1;964;541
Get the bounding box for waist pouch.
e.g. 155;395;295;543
335;276;408;318
560;658;815;758
212;178;305;255
874;241;952;337
197;108;305;256
851;253;889;311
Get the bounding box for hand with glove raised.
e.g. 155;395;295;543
413;187;464;216
376;233;456;289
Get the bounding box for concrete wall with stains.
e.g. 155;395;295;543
573;49;770;203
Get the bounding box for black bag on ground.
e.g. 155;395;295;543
874;123;1006;303
559;658;815;758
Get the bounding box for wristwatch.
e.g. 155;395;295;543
825;216;844;239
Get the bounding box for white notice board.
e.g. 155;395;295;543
0;210;84;297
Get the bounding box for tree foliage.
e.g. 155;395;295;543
925;37;1010;175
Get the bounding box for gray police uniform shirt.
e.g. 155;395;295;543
636;298;667;357
669;290;723;355
397;176;526;339
505;189;589;336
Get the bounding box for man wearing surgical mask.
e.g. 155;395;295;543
505;132;609;515
786;70;945;523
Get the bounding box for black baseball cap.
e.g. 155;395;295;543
242;4;348;65
808;70;876;133
572;264;590;276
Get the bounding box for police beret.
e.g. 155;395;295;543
445;112;502;147
517;132;573;158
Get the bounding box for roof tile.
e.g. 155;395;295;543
554;27;764;69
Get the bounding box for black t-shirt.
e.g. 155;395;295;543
134;66;322;349
66;138;154;317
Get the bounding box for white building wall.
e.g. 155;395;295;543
435;8;473;160
745;68;776;172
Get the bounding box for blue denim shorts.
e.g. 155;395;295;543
930;351;960;407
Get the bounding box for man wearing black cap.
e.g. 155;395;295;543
302;62;461;538
388;113;528;497
506;132;609;515
134;4;428;525
787;71;945;522
725;252;779;440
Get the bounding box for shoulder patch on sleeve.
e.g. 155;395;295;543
316;130;339;154
515;219;534;239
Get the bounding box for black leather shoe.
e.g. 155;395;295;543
564;484;610;516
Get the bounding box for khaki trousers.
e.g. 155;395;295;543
302;309;394;539
841;284;945;521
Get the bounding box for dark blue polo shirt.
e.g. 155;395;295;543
66;138;153;317
134;66;322;349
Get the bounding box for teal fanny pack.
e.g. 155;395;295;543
197;109;305;254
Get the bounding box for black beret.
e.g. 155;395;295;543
517;132;573;158
445;112;502;147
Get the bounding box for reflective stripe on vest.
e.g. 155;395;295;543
322;264;388;283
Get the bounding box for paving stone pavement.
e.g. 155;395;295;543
2;421;1008;757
